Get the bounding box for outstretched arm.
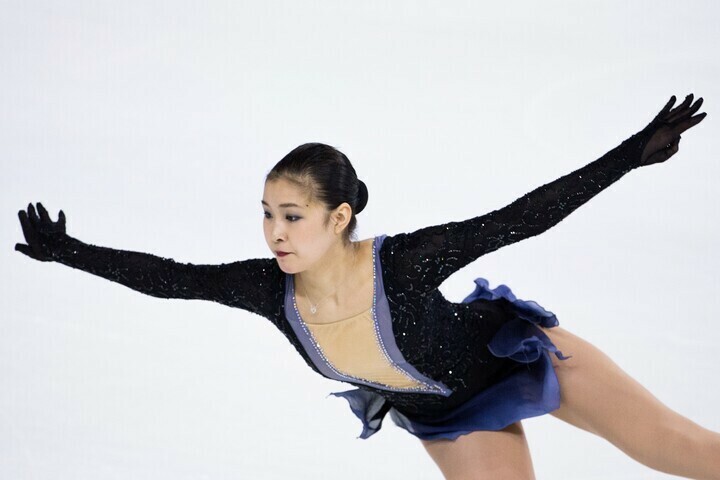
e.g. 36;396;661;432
15;203;282;318
381;94;707;294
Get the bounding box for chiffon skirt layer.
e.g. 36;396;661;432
330;277;571;441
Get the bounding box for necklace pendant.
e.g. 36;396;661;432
310;305;317;314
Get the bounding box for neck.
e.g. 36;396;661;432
295;240;360;305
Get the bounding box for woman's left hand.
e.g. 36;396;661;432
639;94;707;167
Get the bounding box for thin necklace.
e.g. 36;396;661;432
300;246;358;315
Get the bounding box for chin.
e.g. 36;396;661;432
275;259;299;274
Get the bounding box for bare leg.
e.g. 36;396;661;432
420;421;536;480
542;325;720;479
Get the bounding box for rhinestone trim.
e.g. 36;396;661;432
291;237;444;393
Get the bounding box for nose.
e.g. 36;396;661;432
271;224;286;243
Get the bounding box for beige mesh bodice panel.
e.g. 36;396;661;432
303;307;426;388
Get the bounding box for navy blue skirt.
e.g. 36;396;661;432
329;277;571;441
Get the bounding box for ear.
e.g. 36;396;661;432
330;202;353;234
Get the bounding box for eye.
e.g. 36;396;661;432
263;212;301;222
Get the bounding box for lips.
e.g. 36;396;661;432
276;251;291;257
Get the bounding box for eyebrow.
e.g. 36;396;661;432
261;200;305;208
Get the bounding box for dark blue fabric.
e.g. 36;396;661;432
328;277;571;440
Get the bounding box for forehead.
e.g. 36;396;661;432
262;178;311;208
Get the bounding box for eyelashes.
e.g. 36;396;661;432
264;212;301;222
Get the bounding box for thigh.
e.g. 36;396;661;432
541;325;676;446
420;421;536;480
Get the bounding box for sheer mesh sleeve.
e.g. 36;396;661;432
50;235;282;318
381;129;654;294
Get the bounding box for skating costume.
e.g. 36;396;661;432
46;129;654;441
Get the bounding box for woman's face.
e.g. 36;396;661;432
262;178;337;274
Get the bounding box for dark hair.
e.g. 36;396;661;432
265;142;368;245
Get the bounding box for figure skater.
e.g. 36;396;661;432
16;94;715;479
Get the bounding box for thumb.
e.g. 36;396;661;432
644;148;673;167
15;243;36;258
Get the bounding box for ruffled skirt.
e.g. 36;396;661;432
329;277;571;441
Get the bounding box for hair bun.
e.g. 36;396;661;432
355;180;368;214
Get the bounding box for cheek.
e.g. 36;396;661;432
262;223;277;246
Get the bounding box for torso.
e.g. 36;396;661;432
293;238;375;326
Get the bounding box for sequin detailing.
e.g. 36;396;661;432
373;128;655;416
42;128;655;420
286;235;451;395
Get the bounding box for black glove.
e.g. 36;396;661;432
15;202;71;262
637;94;706;167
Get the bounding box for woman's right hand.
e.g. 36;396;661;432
15;202;69;262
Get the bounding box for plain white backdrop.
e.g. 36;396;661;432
2;1;719;478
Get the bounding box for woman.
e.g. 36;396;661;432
16;94;715;479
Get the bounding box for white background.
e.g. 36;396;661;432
2;1;718;478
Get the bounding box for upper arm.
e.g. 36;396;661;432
165;257;283;317
51;235;283;318
379;212;508;295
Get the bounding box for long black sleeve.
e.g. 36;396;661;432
49;235;283;319
380;129;654;295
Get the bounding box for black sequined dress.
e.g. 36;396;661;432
46;129;653;441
